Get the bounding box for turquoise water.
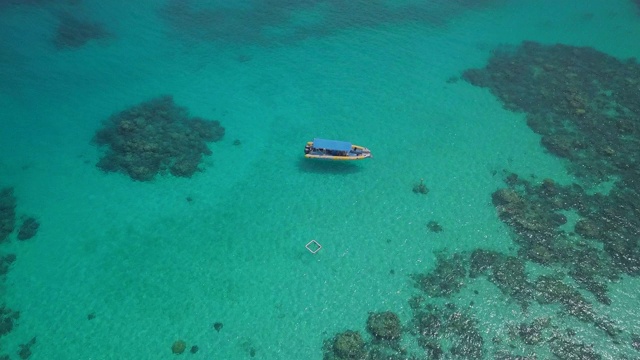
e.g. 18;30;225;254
1;0;640;359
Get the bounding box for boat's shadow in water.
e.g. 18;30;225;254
296;158;362;174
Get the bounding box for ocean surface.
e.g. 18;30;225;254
1;0;640;359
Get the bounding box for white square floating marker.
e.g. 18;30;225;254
306;240;322;254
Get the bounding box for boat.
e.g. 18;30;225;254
304;138;372;160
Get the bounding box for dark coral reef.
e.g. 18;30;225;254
463;41;640;186
0;254;16;276
412;252;466;298
17;217;39;241
366;312;402;341
0;305;19;338
463;40;640;285
0;188;43;358
411;302;484;359
161;0;502;46
322;41;640;359
461;40;638;355
0;188;17;243
53;14;110;49
322;316;409;360
93;95;225;181
0;187;19;276
324;330;366;360
470;249;532;309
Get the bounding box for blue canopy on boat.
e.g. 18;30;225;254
313;138;352;151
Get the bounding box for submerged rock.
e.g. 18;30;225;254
366;311;402;341
213;322;223;332
17;337;36;360
330;330;366;359
427;220;443;233
0;187;17;243
171;340;186;354
17;217;39;241
0;306;20;337
0;254;16;276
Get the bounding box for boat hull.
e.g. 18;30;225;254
304;141;371;160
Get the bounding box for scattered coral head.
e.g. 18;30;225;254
93;95;225;181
